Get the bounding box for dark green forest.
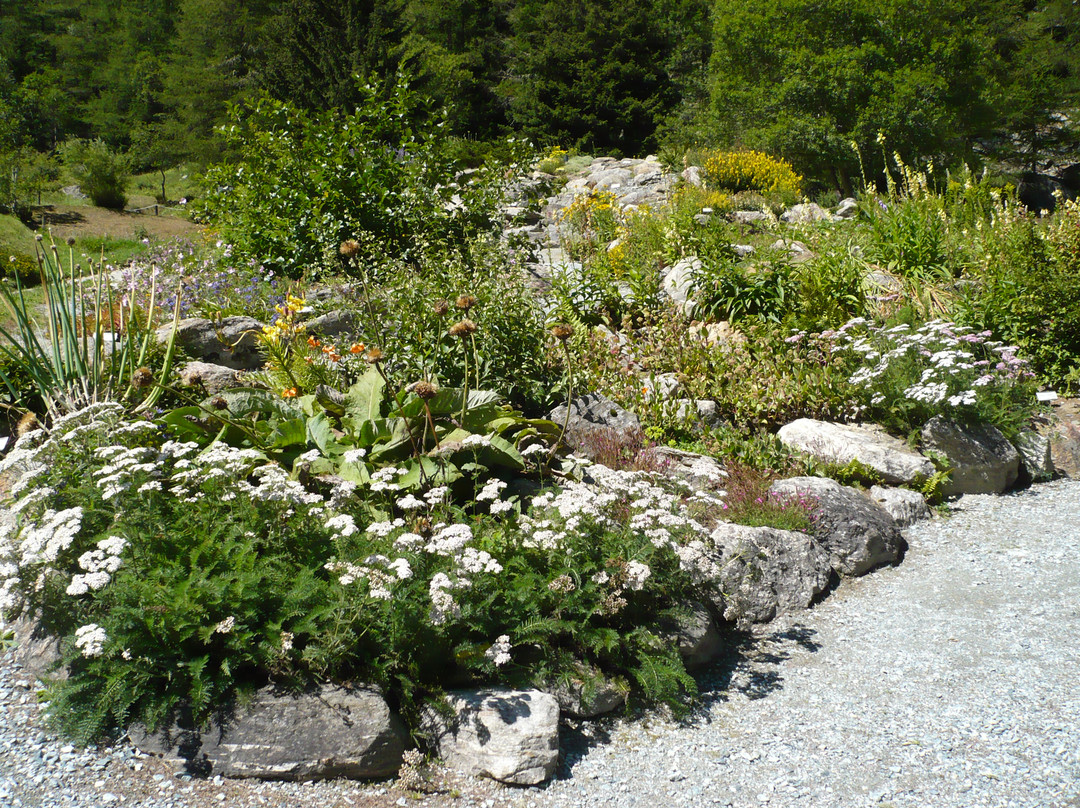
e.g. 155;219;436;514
1;0;1078;202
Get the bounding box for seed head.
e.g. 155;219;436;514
339;239;361;258
455;294;477;312
550;323;574;342
132;366;154;389
65;237;76;247
16;411;39;437
448;319;477;339
209;395;229;410
413;381;438;400
432;299;450;317
363;347;384;364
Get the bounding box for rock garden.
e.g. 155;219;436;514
3;117;1080;793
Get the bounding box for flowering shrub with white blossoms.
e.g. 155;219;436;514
821;318;1039;437
0;403;741;743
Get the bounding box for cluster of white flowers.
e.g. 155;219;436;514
461;434;492;449
74;623;107;658
245;464;324;506
325;513;359;539
370;467;408;493
428;572;470;625
15;507;83;567
484;634;513;667
213;616;236;634
830;318;1031;413
0;561;20;615
66;535;127;596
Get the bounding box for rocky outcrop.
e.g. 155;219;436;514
708;523;833;624
8;614;64;682
1015;430;1054;482
777;419;934;485
869;486;931;527
920;416;1020;496
834;198;859;219
769;477;904;576
422;689;559;785
303;310;357;339
651;446;728;489
156;316;265;371
131;686;408;781
780;202;831;224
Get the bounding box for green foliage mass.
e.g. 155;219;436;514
705;0;1072;193
196;80;504;279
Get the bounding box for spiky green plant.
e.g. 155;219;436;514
0;236;180;421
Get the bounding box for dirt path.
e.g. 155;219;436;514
31;204;202;243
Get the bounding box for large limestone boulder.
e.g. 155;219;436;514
131;686;408;780
834;198;859;219
869;486;931;527
547;393;640;455
919;416;1019;496
303;309;357;339
178;361;244;396
156;316;266;371
660;600;724;667
422;689;559;785
777;419;934;485
651;446;728;489
661;257;701;310
707;523;833;624
1037;399;1080;478
543;668;626;719
769;477;904;576
8;614;65;682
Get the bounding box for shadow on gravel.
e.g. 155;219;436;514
695;624;822;709
553;624;823;779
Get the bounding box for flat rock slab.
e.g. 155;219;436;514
920;416;1019;496
131;686;407;781
708;523;833;624
778;419;934;485
422;689;559;785
769;477;904;577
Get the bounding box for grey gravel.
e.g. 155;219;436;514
2;480;1079;808
529;480;1080;808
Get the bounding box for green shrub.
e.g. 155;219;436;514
691;259;798;325
59;139;130;210
957;199;1080;391
2;252;41;287
197;81;515;280
829;317;1039;439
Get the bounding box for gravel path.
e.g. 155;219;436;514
3;481;1078;808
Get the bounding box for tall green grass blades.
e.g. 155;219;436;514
0;235;179;420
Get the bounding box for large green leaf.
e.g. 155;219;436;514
345;366;385;423
305;411;336;455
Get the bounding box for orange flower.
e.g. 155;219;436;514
349;342;365;354
282;387;299;398
307;336;321;348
